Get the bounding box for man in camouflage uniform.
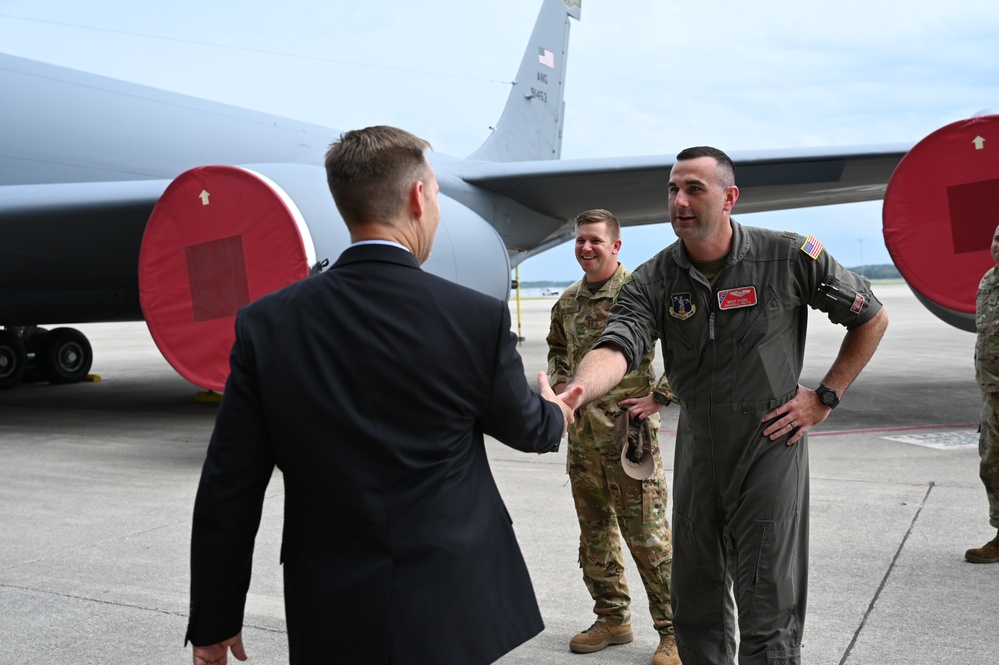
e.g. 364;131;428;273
547;209;680;665
968;222;999;563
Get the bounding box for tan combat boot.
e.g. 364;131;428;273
569;620;633;654
651;630;681;665
964;529;999;563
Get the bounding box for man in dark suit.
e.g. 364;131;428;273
186;125;571;664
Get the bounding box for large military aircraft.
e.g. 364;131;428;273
1;0;996;391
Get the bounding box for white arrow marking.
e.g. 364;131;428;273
973;136;986;150
199;190;211;205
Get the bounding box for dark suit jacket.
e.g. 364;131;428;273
187;244;563;663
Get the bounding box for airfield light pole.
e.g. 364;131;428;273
514;266;524;343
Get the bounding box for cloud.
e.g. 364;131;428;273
2;0;995;278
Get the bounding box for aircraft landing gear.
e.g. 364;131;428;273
0;326;94;389
0;330;28;390
36;328;93;384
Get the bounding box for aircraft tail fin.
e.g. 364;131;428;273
469;0;580;163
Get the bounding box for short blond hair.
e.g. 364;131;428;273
574;209;620;241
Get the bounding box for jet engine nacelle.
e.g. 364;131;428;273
883;114;999;332
138;163;511;391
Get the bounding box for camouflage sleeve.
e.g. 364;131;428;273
546;298;571;386
652;372;675;405
975;270;999;391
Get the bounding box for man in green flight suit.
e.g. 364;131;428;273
548;209;680;665
560;148;889;665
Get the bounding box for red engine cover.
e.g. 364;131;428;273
883;115;999;317
139;165;314;391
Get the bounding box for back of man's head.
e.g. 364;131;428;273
324;126;432;227
676;146;736;189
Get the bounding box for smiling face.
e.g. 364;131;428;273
574;220;621;282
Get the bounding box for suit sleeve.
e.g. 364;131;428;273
481;301;563;453
186;311;277;646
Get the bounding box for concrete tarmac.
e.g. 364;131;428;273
0;283;993;664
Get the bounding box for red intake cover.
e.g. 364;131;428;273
139;166;312;391
883;115;999;315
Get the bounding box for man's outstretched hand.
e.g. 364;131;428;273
538;372;574;437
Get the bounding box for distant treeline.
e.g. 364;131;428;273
850;264;900;279
519;280;574;289
520;264;900;287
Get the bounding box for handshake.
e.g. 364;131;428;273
537;372;583;438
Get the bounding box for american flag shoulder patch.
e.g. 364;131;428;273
800;234;824;260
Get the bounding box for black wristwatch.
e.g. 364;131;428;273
815;384;840;409
653;391;671;406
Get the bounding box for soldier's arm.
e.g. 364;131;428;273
763;307;888;445
562;345;629;412
817;307;888;399
652;373;675;406
619;371;673;420
546;301;572;390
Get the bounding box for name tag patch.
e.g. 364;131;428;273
717;286;757;310
669;292;697;320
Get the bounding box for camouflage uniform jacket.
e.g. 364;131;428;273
547;263;673;440
976;266;999;392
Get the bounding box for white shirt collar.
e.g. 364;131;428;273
351;239;411;254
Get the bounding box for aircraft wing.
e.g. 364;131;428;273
0;0;982;394
461;144;911;230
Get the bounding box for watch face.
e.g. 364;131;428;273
821;392;834;405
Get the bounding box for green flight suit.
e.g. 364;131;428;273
598;221;883;665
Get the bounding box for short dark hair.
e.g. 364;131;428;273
676;146;736;188
324;126;432;227
574;208;621;241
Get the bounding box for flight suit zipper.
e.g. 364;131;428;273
688;265;723;495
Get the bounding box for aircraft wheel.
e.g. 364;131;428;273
0;330;28;390
37;327;93;384
22;328;50;384
24;327;50;352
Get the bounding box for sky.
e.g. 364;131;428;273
1;0;997;282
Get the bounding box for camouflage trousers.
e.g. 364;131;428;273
979;391;999;528
567;412;674;634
